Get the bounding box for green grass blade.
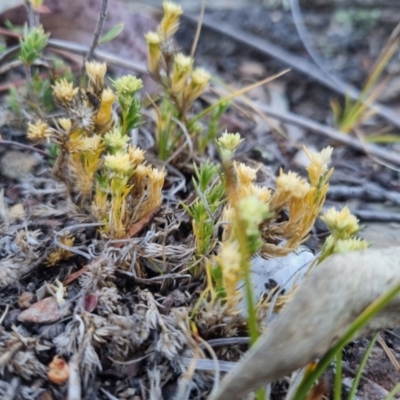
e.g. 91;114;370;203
293;280;400;400
347;332;379;400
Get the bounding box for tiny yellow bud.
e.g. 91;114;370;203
104;152;132;175
145;31;162;75
58;118;72;133
304;146;333;187
321;206;360;239
113;75;143;97
95;87;115;130
171;53;193;93
104;127;130;152
184;68;210;103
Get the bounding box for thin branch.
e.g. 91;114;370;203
190;0;207;59
0;139;54;158
250;101;400;167
79;0;109;81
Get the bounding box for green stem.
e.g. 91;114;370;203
334;349;343;400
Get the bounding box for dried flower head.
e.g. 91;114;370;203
304;146;333;187
27;120;51;142
159;2;183;38
321;206;360;239
104;152;132;176
145;31;162;75
113;75;143;97
104;127;130;152
52;78;78;105
70;102;95;131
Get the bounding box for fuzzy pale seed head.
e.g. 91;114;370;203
159;2;183;38
52;78;78;105
104;127;130;152
321;206;360;239
104;152;132;176
27;120;51;142
70;102;95;131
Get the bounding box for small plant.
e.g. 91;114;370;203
331;29;399;135
28;61;165;239
144;2;214;161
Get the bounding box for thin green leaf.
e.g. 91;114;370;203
334;349;343;400
99;22;125;44
347;332;379;400
293;280;400;400
385;380;400;400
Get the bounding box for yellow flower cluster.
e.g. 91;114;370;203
27;120;51;142
319;206;368;263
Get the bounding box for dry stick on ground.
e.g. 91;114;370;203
209;247;400;400
328;183;400;207
182;13;400;130
251;101;400;167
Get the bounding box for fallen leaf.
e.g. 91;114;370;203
210;247;400;400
